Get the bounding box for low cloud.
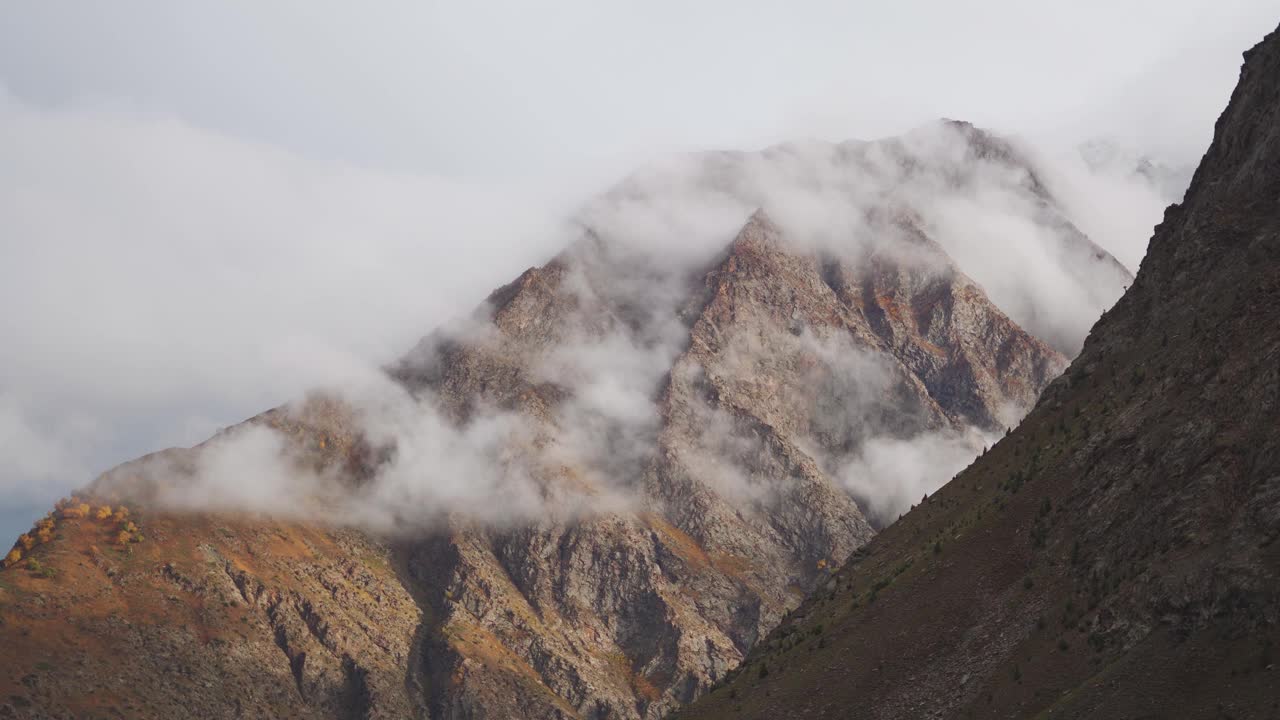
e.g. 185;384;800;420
0;88;576;523
577;121;1164;355
838;429;996;527
4;94;1185;536
0;393;96;505
1033;139;1191;272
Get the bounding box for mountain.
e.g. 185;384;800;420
676;23;1280;720
0;119;1125;719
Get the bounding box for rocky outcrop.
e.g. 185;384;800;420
0;513;421;719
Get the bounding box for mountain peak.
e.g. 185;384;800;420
725;208;783;257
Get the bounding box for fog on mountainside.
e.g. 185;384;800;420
82;120;1168;534
0;101;1190;545
3;6;1277;718
678;22;1280;718
1;0;1264;552
1;118;1113;718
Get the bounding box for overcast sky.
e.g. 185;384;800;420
1;1;1277;539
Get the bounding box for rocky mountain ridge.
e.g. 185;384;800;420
1;119;1120;719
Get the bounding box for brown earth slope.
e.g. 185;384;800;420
676;23;1280;720
0;125;1087;719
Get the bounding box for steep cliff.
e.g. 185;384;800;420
676;23;1280;720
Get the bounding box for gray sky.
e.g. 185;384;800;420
4;1;1275;174
1;1;1277;539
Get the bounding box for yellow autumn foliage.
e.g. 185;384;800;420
95;505;113;520
4;549;21;567
18;534;35;551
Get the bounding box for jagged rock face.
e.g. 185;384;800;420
1;123;1082;719
382;210;1064;719
591;119;1133;357
677;24;1280;720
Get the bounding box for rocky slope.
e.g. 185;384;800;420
383;209;1066;719
0;120;1109;719
676;23;1280;720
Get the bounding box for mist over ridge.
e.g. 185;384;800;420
80;119;1173;536
3;8;1276;718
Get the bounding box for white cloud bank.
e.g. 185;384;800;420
0;89;577;515
0;74;1206;537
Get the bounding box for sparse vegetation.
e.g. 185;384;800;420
26;558;57;579
35;516;56;544
1130;367;1145;387
111;519;144;547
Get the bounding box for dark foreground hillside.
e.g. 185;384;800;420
677;23;1280;720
